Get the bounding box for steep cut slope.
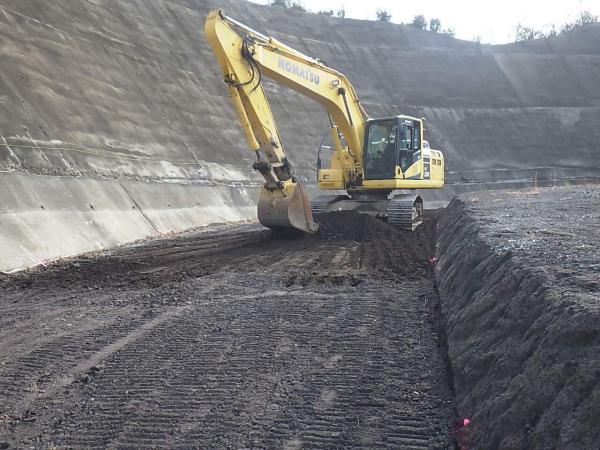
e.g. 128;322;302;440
1;0;599;270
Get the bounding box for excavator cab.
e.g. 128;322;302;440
363;117;421;180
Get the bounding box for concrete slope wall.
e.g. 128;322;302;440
1;0;600;271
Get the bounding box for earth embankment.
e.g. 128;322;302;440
435;186;600;448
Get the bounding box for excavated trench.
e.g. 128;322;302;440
0;211;457;449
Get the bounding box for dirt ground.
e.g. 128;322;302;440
465;186;600;296
0;211;455;449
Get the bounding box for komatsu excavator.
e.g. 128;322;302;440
205;10;444;232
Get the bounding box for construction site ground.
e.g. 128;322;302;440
2;185;599;449
0;211;455;449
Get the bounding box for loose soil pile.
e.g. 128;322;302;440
316;211;434;279
435;186;600;449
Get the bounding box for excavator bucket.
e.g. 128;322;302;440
257;182;319;233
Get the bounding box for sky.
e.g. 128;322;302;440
248;0;600;44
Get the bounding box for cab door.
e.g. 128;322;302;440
363;119;399;180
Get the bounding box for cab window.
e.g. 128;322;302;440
364;120;398;179
413;121;421;151
398;122;415;172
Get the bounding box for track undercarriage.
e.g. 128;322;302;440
311;191;424;231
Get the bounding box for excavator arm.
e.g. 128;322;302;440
205;10;368;232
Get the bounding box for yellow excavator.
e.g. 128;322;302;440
205;10;444;232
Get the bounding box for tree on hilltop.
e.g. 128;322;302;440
268;0;307;12
376;9;392;22
562;10;598;31
515;23;543;41
514;10;598;42
411;15;427;30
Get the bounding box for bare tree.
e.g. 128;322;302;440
579;10;599;24
562;10;599;31
290;2;307;12
515;23;543;41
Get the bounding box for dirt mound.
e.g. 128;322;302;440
314;211;436;279
316;211;393;241
435;187;600;448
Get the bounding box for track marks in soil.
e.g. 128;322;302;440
0;211;455;448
